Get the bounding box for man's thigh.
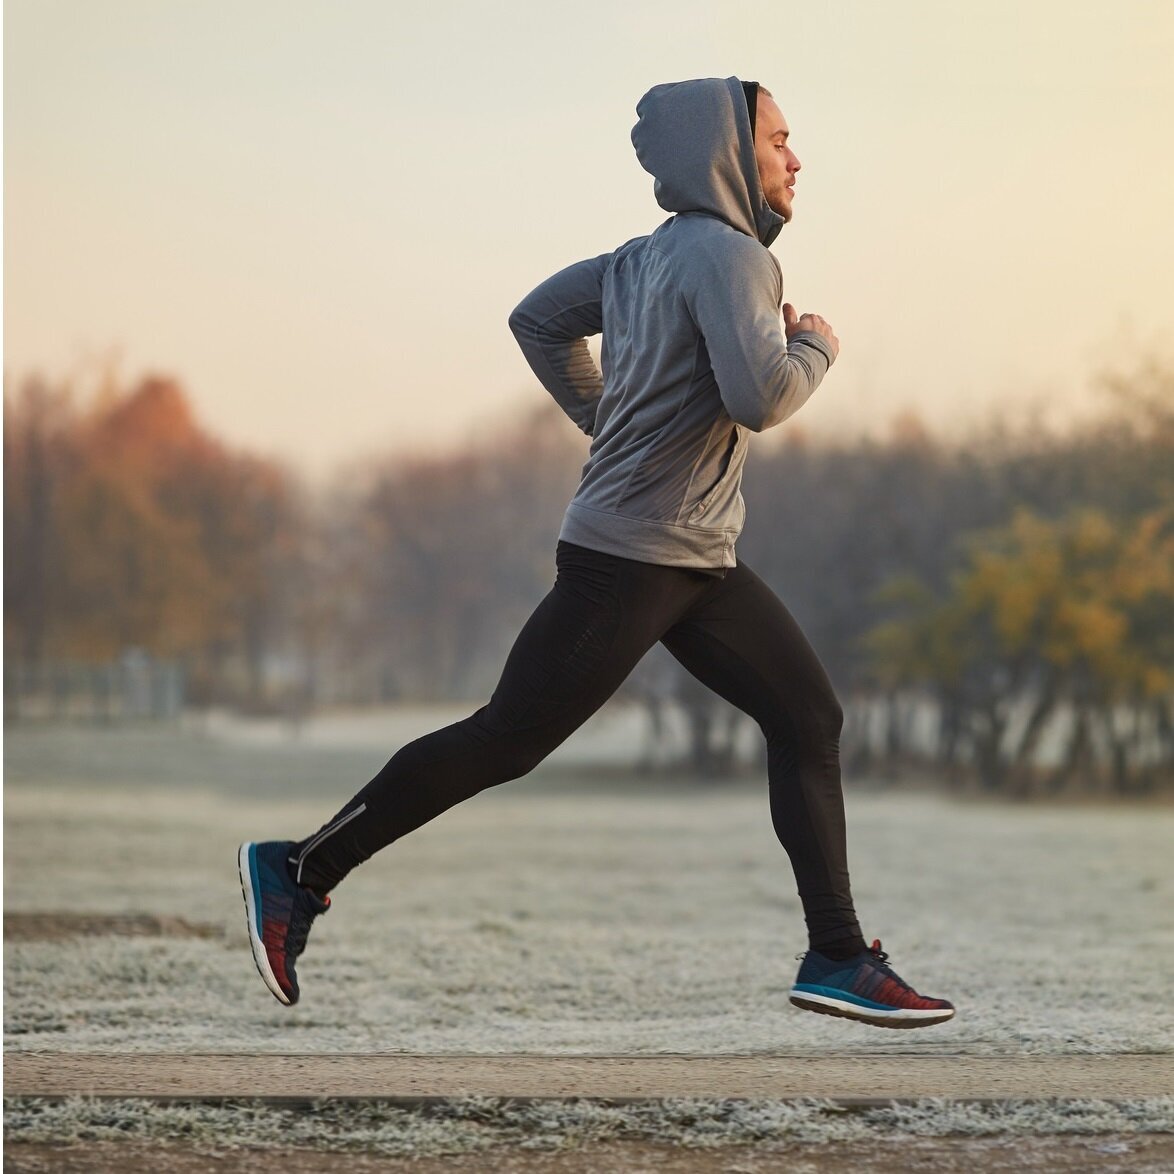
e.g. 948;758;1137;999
660;561;840;733
481;545;712;738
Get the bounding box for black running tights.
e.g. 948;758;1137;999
292;541;865;955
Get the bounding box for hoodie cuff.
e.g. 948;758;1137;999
788;330;836;367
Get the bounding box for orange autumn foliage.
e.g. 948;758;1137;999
5;374;302;675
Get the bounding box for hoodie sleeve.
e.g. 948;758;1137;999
509;254;609;437
679;235;835;433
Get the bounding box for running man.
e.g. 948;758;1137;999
239;77;955;1029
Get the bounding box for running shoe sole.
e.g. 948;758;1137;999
790;988;955;1028
238;841;293;1006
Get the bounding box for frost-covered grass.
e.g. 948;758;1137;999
4;721;1174;1056
6;1096;1174;1155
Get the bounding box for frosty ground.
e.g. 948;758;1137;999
4;715;1173;1164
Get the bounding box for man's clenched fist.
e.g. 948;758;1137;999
783;302;839;362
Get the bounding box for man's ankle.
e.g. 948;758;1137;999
809;935;867;962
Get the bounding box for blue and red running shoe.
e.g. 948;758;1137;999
790;939;955;1029
238;840;329;1006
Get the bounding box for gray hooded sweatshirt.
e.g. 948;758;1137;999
509;76;835;569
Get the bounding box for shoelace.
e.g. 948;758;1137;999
866;939;922;994
286;893;328;959
796;940;891;964
796;940;903;979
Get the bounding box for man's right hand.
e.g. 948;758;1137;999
783;303;840;362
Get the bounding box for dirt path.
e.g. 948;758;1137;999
6;1052;1172;1103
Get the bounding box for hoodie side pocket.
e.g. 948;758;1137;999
689;426;743;521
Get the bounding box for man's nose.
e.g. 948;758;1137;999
789;152;802;173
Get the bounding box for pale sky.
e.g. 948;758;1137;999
5;0;1173;476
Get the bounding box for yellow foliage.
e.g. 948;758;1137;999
869;505;1174;704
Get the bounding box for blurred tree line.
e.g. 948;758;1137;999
5;375;307;708
5;358;1172;794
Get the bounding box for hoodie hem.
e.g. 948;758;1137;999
560;501;738;569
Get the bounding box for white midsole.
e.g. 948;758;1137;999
238;843;291;1006
790;989;953;1020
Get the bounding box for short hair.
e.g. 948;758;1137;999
743;83;773;139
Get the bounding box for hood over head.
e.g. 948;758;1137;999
631;76;784;248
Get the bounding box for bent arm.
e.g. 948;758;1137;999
682;239;835;433
509;254;609;437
